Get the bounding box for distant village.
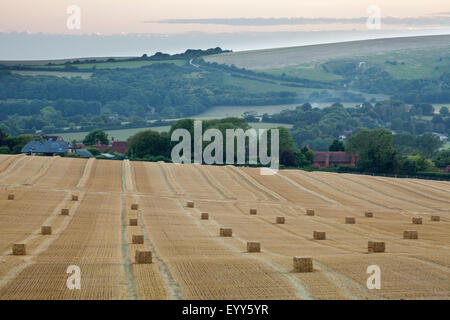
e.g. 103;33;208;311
21;132;361;169
18;131;450;174
21;134;128;159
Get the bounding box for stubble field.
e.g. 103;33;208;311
0;154;448;300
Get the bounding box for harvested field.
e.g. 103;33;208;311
0;155;448;300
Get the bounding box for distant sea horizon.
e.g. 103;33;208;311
1;28;449;61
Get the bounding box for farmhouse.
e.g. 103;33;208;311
21;140;68;156
313;151;358;168
91;138;128;154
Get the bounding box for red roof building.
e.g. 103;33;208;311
91;138;128;154
109;141;127;154
314;151;358;168
443;165;450;174
73;142;85;149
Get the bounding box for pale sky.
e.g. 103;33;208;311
1;0;449;34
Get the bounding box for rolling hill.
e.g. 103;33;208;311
204;34;450;70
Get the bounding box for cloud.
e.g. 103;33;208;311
147;16;450;27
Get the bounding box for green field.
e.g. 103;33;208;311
262;47;450;81
195;103;359;119
12;70;92;79
354;48;450;80
204;36;450;100
440;142;450;150
222;74;330;95
248;122;293;129
28;59;186;70
264;63;344;81
52;121;293;142
221;73;385;102
54;126;171;142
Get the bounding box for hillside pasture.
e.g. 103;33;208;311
204;35;450;70
11;70;92;79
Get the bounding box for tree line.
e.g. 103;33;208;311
0;63;296;135
263;101;449;151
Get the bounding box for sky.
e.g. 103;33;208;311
0;1;449;59
1;0;449;34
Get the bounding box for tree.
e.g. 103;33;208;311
415;133;443;157
440;106;449;117
433;149;450;168
300;103;312;112
400;155;437;174
7;134;34;154
277;126;295;152
280;150;296;167
0;127;9;146
0;146;10;154
40;106;61;122
346;129;400;174
291;147;314;167
292;149;307;167
329;139;345;151
413;103;434;116
300;146;315;164
83;129;109;146
127;130;170;159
